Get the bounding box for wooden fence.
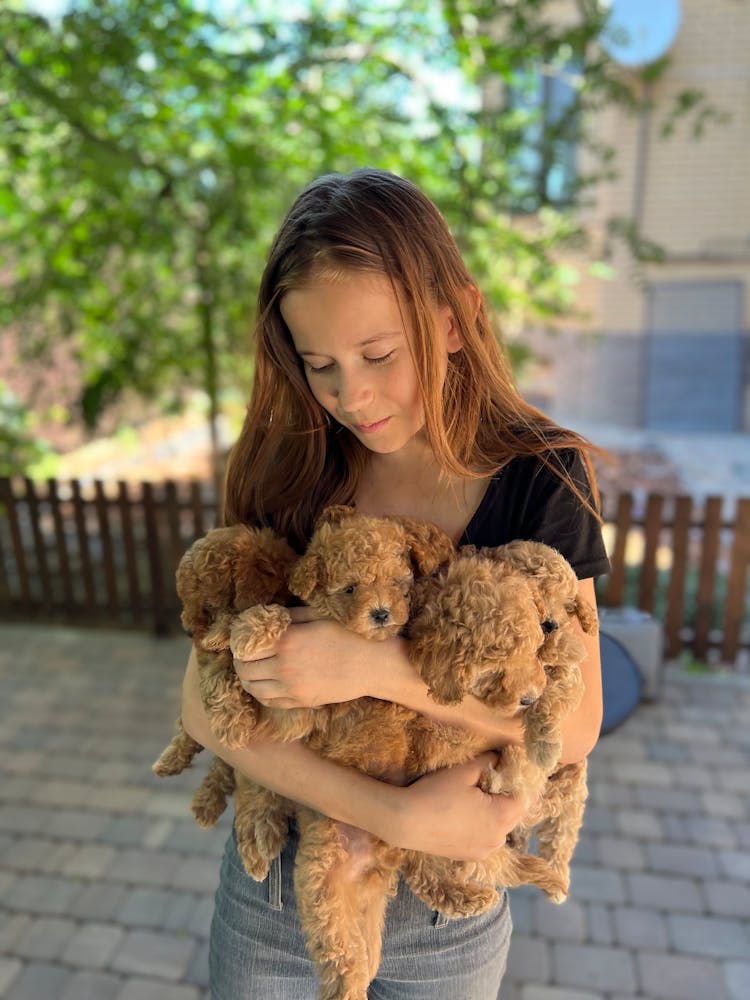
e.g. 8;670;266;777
0;477;748;666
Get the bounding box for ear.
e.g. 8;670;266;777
412;642;471;705
398;517;455;577
571;596;599;635
314;505;357;530
288;552;321;601
443;283;481;353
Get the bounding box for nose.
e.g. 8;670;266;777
519;693;538;707
335;369;373;413
370;607;391;626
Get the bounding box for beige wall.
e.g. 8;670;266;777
533;0;750;429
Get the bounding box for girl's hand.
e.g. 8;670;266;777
394;753;527;860
233;607;380;708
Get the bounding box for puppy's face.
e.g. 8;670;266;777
289;520;415;639
410;560;548;708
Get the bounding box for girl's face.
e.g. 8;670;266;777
281;272;461;456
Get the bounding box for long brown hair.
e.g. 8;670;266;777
224;168;601;548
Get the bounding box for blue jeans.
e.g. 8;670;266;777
209;823;513;999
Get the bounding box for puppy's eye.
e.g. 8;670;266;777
343;585;356;595
541;619;559;634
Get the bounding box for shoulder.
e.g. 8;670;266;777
466;448;610;579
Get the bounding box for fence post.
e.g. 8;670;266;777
693;497;723;660
142;481;169;636
664;495;692;659
721;498;750;663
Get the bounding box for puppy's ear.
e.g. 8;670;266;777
314;505;357;530
570;596;599;635
288;552;321;601
413;643;471;705
399;518;455;577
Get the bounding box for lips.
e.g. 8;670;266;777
354;417;391;434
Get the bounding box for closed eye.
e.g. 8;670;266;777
365;351;395;365
305;361;334;375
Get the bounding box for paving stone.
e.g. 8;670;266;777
186;895;215;938
673;765;718;791
3;875;82;915
99;816;164;848
703;879;750;917
0;913;33;951
724;961;750;1000
4;961;72;1000
0;958;22;995
505;934;551;984
638;951;729;1000
716;768;750;795
668;913;750;959
594;835;647;871
93;788;151;813
633;786;702;814
166;819;231;856
533;897;586;942
172;855;220;893
29;779;94;809
0;805;56;836
609;761;675;787
627;873;704;912
614;808;664;840
108;849;182;887
144;793;199;820
698;745;747;767
718;849;750;882
646;843;719;878
519;987;605;1000
61;844;119;879
568;865;626;904
59;970;124;1000
0;837;79;874
114;979;201;1000
47;809;111;841
587;903;614;945
116;888;178;929
664;723;720;746
580;805;616;834
552;942;637;993
613;906;669;950
68;882;131;921
184;939;210;988
507;890;533;934
111;929;197;980
646;739;692;763
62;922;125;968
15;916;78;961
586;780;634;808
701;791;749;820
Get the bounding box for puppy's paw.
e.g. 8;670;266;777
527;738;561;773
230;605;292;660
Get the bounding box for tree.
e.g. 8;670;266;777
0;0;719;477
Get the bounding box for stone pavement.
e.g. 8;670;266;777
0;625;748;1000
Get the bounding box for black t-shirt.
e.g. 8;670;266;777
459;450;611;580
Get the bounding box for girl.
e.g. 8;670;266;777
180;168;610;999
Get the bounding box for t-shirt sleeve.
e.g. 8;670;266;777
518;450;611;580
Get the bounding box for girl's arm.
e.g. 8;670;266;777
180;649;527;860
236;579;603;764
556;578;603;764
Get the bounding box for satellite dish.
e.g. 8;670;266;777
600;0;682;68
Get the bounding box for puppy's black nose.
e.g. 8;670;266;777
541;619;559;634
519;694;538;707
370;608;391;625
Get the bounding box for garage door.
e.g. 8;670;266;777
644;281;745;432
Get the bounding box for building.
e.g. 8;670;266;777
525;0;750;433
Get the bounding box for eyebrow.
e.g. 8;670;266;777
297;332;401;357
